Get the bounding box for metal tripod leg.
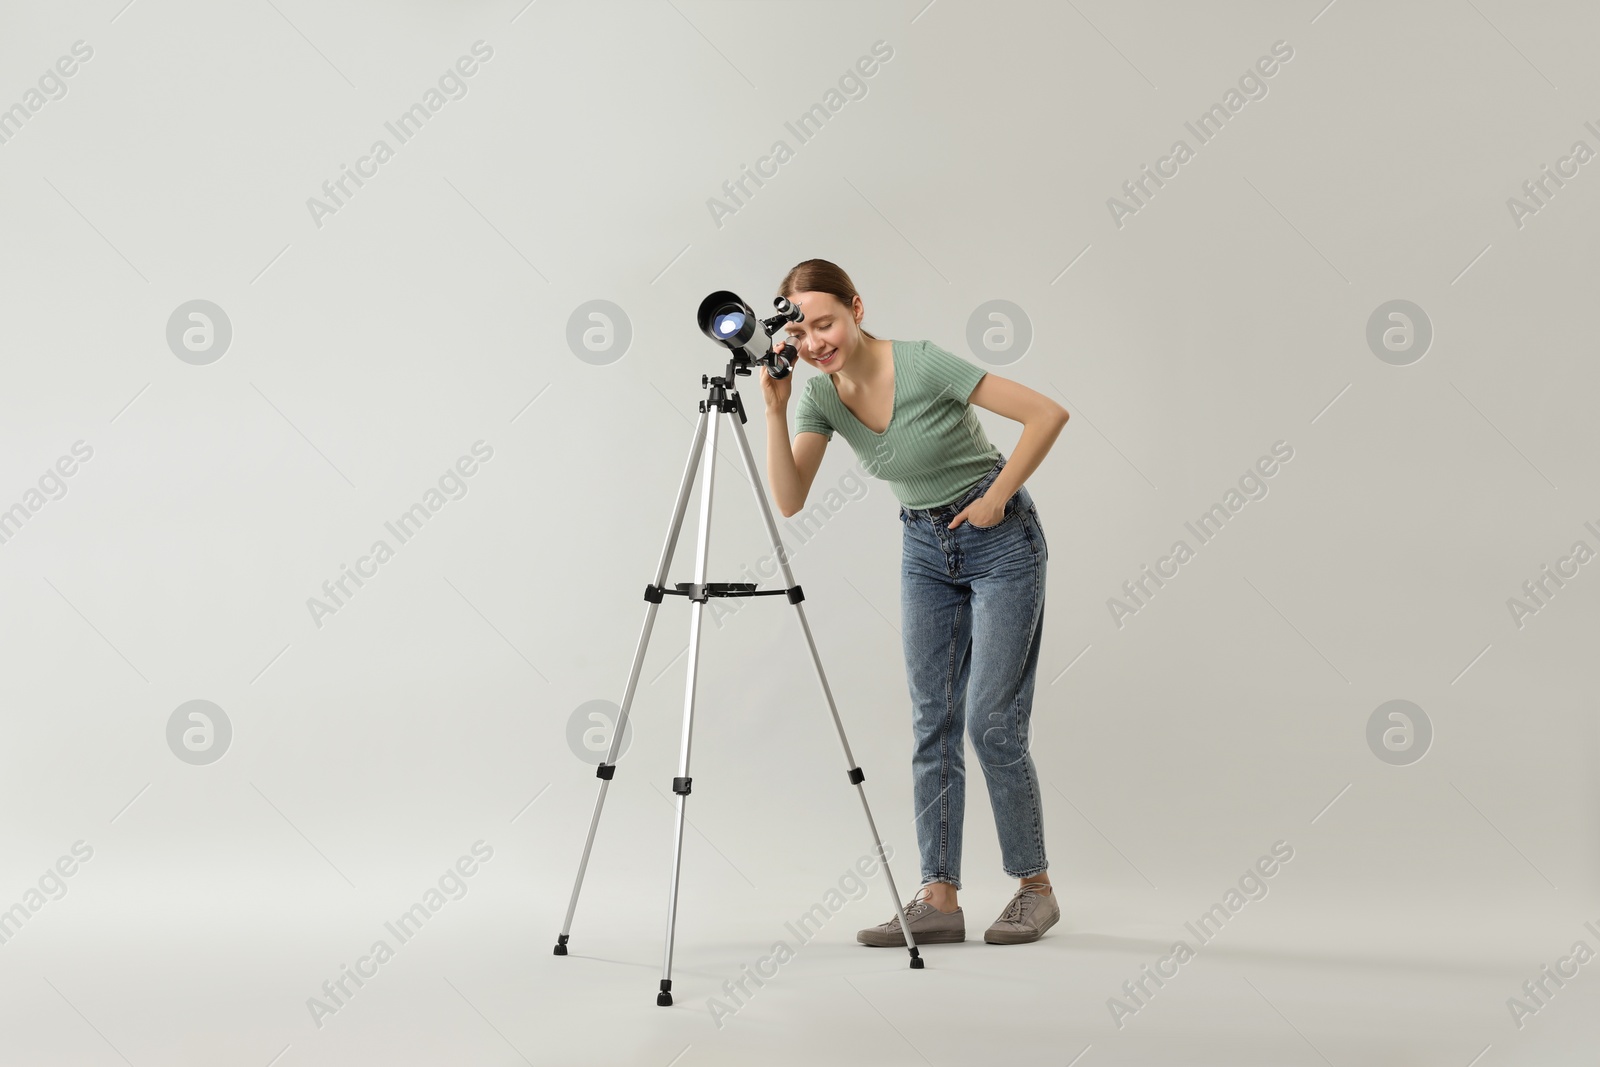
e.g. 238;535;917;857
655;398;723;1006
553;405;709;960
724;407;925;970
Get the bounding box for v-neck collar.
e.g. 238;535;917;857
837;340;899;437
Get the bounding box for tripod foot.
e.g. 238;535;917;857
553;934;569;956
657;979;673;1006
909;948;924;969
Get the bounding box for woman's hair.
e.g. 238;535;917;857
777;259;878;341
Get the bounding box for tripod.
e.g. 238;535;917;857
553;359;925;1005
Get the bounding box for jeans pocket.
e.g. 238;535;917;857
966;489;1017;530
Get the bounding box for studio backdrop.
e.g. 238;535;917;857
2;0;1598;1064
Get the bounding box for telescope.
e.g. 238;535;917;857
696;291;803;379
553;284;930;1004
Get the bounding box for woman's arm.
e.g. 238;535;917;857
949;374;1069;528
761;360;829;517
767;415;828;517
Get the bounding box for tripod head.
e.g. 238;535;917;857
696;291;803;381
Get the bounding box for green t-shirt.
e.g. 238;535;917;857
793;339;1002;509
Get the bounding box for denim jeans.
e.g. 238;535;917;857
897;456;1049;890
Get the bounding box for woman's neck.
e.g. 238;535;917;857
835;337;889;390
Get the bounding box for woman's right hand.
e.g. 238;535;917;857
760;343;797;412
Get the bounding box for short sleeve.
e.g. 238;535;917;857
917;340;988;402
792;376;834;440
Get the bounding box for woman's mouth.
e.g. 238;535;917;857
814;348;837;366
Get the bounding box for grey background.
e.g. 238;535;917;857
2;0;1598;1064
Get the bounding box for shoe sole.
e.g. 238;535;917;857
984;908;1060;945
858;929;966;947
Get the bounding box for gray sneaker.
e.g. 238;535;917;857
857;887;965;947
984;883;1059;944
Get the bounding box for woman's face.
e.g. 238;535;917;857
782;291;861;374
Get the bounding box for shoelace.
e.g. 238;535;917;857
997;884;1048;924
890;888;941;926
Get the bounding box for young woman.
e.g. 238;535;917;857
762;259;1070;946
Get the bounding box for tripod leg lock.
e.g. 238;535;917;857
847;767;865;785
672;776;693;795
596;763;616;780
786;585;805;604
644;584;664;603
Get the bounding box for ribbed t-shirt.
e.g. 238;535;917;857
792;339;1002;509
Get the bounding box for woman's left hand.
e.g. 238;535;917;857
948;493;1006;529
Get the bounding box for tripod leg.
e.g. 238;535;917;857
657;401;722;1006
555;406;710;960
724;408;926;970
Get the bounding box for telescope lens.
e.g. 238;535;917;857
712;310;746;339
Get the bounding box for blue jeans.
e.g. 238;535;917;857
897;456;1049;890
